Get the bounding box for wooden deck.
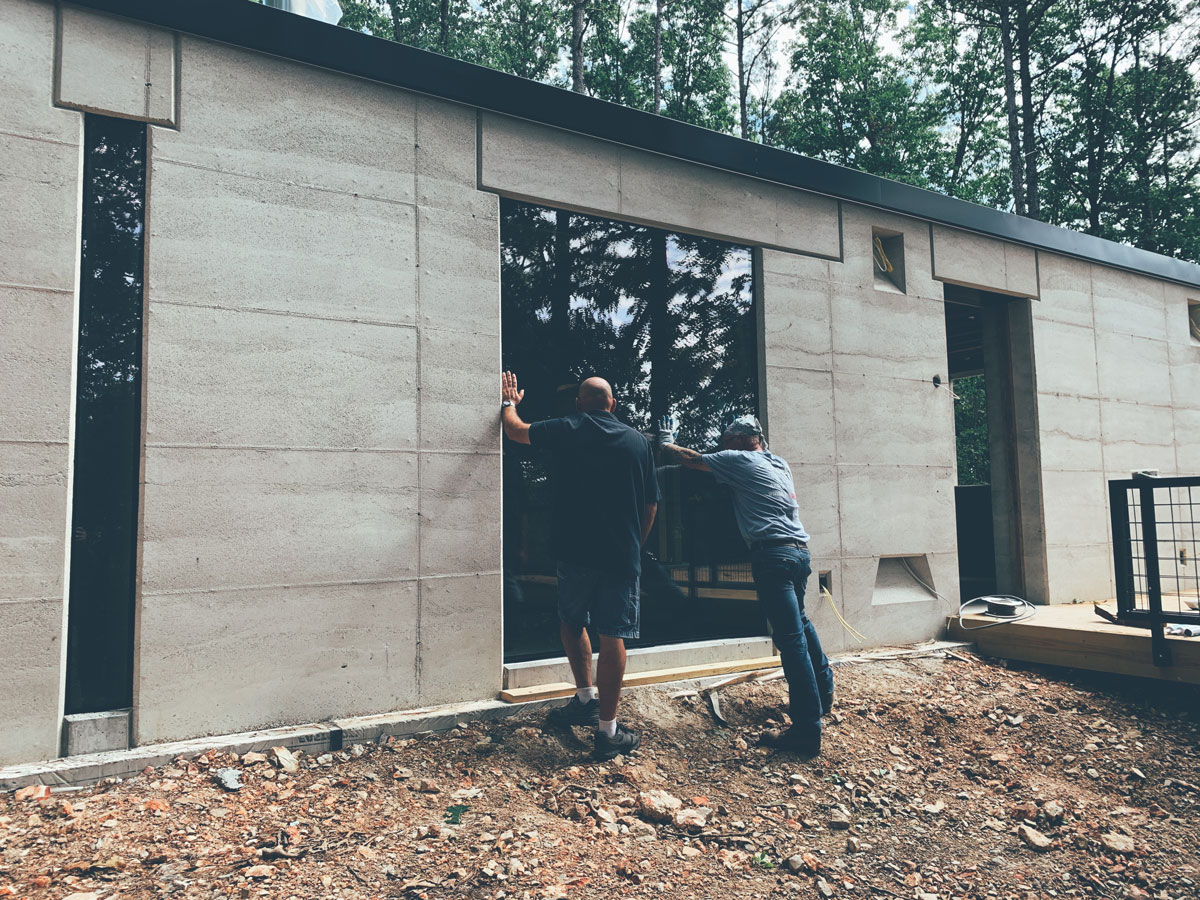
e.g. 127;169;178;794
946;602;1200;685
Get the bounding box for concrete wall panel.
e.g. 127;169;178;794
1031;319;1099;399
797;560;846;657
830;291;946;382
0;597;63;765
140;448;419;594
148;159;416;324
154;38;415;202
1040;469;1109;547
1095;331;1171;407
0;0;79;143
0;441;68;601
419;452;502;577
790;463;840;557
761;267;832;371
1036;253;1094;329
0;286;73;443
0;133;79;292
136;580;418;743
145;304;417;450
416;97;478;212
479;113;621;215
765;366;836;466
418;202;500;334
1091;265;1168;340
1004;243;1039;298
837;555;947;647
1036;393;1103;473
1045;543;1114;604
56;6;176;125
1174;408;1200;473
420;328;501;452
1168;338;1200;411
837;465;957;558
833;373;955;468
1098;401;1178;477
418;574;502;706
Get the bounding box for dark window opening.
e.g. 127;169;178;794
500;199;765;662
64;115;147;715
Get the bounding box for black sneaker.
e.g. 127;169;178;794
593;723;641;761
759;727;821;759
546;695;600;728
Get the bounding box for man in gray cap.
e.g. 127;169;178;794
656;413;832;758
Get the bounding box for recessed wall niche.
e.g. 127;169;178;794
872;228;906;294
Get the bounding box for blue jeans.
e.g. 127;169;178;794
751;545;833;734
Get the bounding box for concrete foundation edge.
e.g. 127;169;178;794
1;641;967;790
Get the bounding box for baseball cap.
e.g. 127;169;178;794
722;414;764;438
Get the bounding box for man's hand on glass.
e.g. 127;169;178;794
655;413;679;447
501;370;525;406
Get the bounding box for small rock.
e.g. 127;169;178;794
412;778;442;794
270;747;299;774
13;785;51;802
60;894;101;900
816;879;834;897
245;864;276;879
1017;824;1053;851
316;753;334;766
673;807;713;831
846;837;861;853
350;744;366;757
212;768;243;792
1042;800;1065;823
828;808;852;830
1129;767;1145;780
393;766;413;780
241;751;268;765
1100;832;1135;854
636;790;683;823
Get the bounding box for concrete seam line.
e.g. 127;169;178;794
2;642;973;790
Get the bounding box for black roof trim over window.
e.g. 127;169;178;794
73;0;1200;289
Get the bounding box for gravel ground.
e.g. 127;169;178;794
2;650;1199;900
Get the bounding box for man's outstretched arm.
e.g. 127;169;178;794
655;414;711;472
501;370;531;445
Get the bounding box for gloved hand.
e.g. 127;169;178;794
655;414;679;446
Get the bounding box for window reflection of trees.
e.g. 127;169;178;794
500;199;766;660
65;116;147;714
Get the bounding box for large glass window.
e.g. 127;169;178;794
64;115;147;714
500;199;766;661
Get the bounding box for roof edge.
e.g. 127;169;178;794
66;0;1200;290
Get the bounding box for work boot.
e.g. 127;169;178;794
759;726;821;759
820;692;834;717
593;723;641;761
545;695;600;728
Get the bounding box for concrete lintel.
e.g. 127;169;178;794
63;709;131;756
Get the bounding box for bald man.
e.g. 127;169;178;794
501;372;658;760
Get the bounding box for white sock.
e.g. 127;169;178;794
577;686;598;703
598;718;617;738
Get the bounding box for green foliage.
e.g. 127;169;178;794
953;376;990;487
444;804;470;824
751;850;775;869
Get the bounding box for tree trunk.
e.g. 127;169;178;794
653;0;663;114
571;0;585;93
998;3;1026;216
552;210;572;383
648;230;671;423
439;0;448;53
736;0;749;139
1016;0;1039;218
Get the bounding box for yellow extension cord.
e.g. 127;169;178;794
872;236;894;274
822;585;868;643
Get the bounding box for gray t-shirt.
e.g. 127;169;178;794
704;449;810;546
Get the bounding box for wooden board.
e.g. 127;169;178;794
498;655;782;703
946;603;1200;685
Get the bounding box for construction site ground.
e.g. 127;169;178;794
3;650;1199;900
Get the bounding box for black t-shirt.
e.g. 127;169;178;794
528;411;659;577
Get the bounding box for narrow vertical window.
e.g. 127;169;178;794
64;115;147;716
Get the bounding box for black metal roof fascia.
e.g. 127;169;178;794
67;0;1200;289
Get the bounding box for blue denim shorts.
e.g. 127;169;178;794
556;561;640;639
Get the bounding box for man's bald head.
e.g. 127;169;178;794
576;377;616;413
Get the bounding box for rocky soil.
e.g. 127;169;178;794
2;650;1199;900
